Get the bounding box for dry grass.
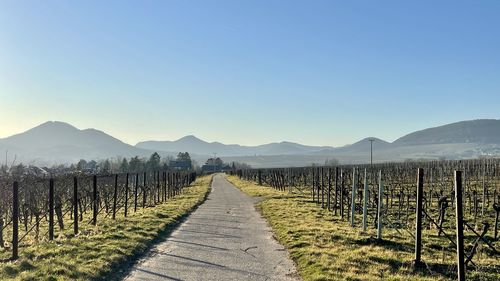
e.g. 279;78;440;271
227;175;499;281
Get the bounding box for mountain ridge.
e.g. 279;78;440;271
2;119;500;167
136;136;335;156
0;121;155;165
393;119;500;146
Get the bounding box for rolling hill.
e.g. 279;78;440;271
393;119;500;145
1;119;500;167
136;137;333;156
0;121;154;165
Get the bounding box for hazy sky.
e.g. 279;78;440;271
1;1;499;147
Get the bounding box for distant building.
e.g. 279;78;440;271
201;157;231;173
169;152;193;170
169;160;192;170
76;159;99;173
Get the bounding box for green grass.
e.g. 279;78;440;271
227;175;499;281
0;175;212;281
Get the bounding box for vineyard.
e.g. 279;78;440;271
235;159;499;280
0;170;197;262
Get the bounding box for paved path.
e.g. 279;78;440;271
124;174;299;281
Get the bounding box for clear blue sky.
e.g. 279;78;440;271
1;0;499;146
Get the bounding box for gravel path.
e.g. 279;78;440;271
123;174;299;281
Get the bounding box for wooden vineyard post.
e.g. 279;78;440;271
351;167;357;226
321;168;325;208
134;173;139;212
429;169;433;209
318;168;322;204
166;172;169;201
143;172;147;208
173;173;177;197
73;177;78;235
377;170;383;240
327;168;332;211
112;174;118;220
167;173;171;199
455;171;466;281
157;171;161;204
495;204;500;239
482;163;486;217
152;172;156;204
340;169;344;219
93;175;98;225
334;167;339;216
163;172;167;202
12;181;19;260
124;173;129;217
176;173;179;195
172;173;177;197
414;168;424;268
49;178;55;240
167;172;170;201
312;168;315;202
326;168;332;211
363;169;368;232
160;172;163;202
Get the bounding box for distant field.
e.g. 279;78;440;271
227;175;499;281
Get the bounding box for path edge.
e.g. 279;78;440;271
101;176;214;281
223;175;302;281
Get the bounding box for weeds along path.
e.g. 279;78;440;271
124;174;299;281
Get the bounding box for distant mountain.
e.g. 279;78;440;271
393;119;500;146
135;119;500;166
2;119;500;168
136;137;333;156
0;121;153;165
136;135;245;156
334;137;391;153
254;141;333;155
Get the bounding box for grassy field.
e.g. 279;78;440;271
0;175;212;281
226;175;499;281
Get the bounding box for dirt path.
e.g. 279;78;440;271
124;174;299;281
